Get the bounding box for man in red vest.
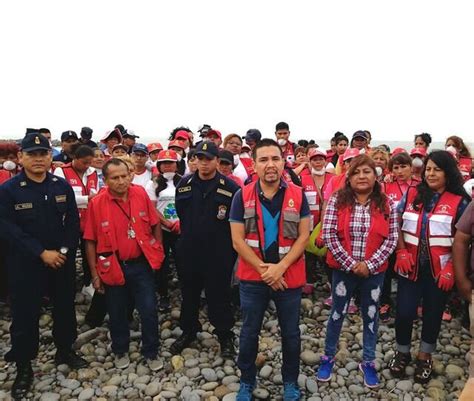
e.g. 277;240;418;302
230;138;310;401
83;158;165;371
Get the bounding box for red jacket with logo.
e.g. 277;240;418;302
236;180;306;288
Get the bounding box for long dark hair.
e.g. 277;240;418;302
154;162;182;197
336;154;388;213
413;150;470;210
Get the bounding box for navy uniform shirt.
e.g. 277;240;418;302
0;171;80;261
175;171;240;264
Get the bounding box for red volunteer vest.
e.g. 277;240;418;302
401;187;462;281
90;185;164;285
240;157;254;177
237;180;306;288
301;172;334;229
383;180;416;208
62;164;98;232
459;157;472;181
326;201;391;273
283;142;295;166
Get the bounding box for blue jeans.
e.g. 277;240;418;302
238;281;302;384
105;259;159;358
325;269;385;361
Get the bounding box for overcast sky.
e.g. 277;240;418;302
1;0;473;144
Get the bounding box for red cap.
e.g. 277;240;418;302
206;129;222;139
392;147;406;156
168;139;185;150
147;142;163;153
410;147;427;157
157;149;179;162
175;130;191;141
342;147;360;162
307;148;327;159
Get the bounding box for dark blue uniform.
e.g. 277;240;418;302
175;172;239;339
0;171;80;363
53;151;73;164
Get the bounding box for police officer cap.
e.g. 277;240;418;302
61;130;79;141
21;133;51;152
195;141;219;159
80;126;93;139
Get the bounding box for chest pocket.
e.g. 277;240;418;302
402;212;419;234
282;211;300;239
243;207;257;234
304;191;317;205
429;214;453;236
15;205;36;223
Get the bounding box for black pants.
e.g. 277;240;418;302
177;259;234;340
395;261;449;354
5;258;77;363
0;241;7;302
155;230;178;298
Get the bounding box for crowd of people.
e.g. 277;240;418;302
0;123;473;400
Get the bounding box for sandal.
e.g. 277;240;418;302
414;358;433;384
388;351;411;378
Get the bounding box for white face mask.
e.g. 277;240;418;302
412;157;423;168
162;172;175;180
359;148;366;154
311;167;326;176
2;160;16;171
176;154;182;162
375;166;383;177
277;138;287;146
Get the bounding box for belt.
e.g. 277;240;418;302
121;254;146;265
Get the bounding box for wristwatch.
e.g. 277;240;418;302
59;247;69;256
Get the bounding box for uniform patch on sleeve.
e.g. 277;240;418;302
216;188;233;197
14;203;33;210
178;186;192;193
55;195;67;203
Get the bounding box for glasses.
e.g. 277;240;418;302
227;141;242;146
132;153;148;158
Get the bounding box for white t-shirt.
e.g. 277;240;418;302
233;156;249;183
54;166;99;209
145;179;179;230
132;169;153;189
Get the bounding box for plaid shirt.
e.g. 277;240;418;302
322;193;399;274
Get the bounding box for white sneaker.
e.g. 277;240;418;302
114;353;130;369
81;284;95;298
146;357;164;371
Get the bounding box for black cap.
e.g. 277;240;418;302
61;130;79;142
352;130;369;140
115;124;125;134
21;133;51;152
123;130;140;139
244;129;262;142
25;128;39;135
218;149;235;166
195;141;219;159
197;124;212;138
80;126;93;139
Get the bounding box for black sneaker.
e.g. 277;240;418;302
169;333;196;355
220;336;236;360
55;349;88;369
12;362;33;400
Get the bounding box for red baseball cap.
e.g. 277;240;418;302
307;148;327;159
168;139;186;150
410;147;427;157
157;149;179;162
392;147;407;156
206;129;222;139
175;130;191;141
147;142;163;153
342;147;360;162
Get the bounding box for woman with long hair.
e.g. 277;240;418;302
316;154;399;388
389;150;470;383
445;135;473;181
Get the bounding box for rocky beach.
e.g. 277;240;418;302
0;272;469;401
